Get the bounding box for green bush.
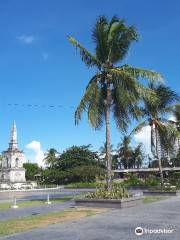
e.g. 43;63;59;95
86;184;132;199
122;174;144;187
167;172;180;189
144;175;160;187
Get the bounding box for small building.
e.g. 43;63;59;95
0;121;26;183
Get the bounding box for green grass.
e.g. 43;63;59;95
143;196;169;204
0;197;72;210
66;182;98;188
0;208;106;236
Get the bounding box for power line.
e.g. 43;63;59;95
6;103;75;110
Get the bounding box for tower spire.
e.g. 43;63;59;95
9;121;18;150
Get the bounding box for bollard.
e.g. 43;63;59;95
45;194;52;204
11;197;19;209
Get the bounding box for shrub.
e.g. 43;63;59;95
144;175;160;187
86;184;132;199
122;174;144;187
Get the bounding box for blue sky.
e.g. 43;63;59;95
0;0;179;165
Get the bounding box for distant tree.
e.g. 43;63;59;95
99;143;114;166
44;148;59;168
42;169;69;184
23;163;41;181
132;82;179;186
42;145;105;184
131;143;144;168
56;145;103;170
118;135;133;169
70;165;105;182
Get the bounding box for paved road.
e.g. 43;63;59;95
0;201;74;221
1;196;180;240
0;188;93;202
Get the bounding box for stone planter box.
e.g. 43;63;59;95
75;196;143;208
143;190;180;196
127;186;148;191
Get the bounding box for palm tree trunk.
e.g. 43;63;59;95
105;83;112;190
155;126;164;187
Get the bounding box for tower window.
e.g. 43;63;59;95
15;158;19;168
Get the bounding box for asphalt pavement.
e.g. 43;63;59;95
1;195;180;240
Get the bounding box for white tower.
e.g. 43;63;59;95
0;122;26;183
9;121;18;150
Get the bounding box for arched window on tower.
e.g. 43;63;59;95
15;158;19;168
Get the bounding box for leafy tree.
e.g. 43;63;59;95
23;163;41;181
132;82;179;186
42;169;69;184
42;145;105;184
68;16;162;189
56;145;102;170
70;165;105;182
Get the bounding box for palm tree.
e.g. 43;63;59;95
117;135;133;169
131;143;144;168
68;16;162;189
131;82;179;186
172;104;180;148
44;148;59;168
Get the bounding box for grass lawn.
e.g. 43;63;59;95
0;197;72;210
143;196;169;204
0;207;107;237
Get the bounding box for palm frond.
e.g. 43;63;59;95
130;120;148;137
118;65;163;82
173;104;180;122
87;86;105;129
107;25;138;63
92;16;109;63
155;84;179;111
68;36;101;68
75;75;99;124
112;84;141;132
156;122;179;152
75;75;105;129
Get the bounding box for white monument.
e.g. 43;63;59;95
0;121;26;184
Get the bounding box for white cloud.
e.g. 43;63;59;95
42;52;48;61
25;141;44;167
168;115;176;121
17;34;35;44
134;125;151;154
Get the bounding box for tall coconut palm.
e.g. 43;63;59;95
68;16;162;189
131;82;179;186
